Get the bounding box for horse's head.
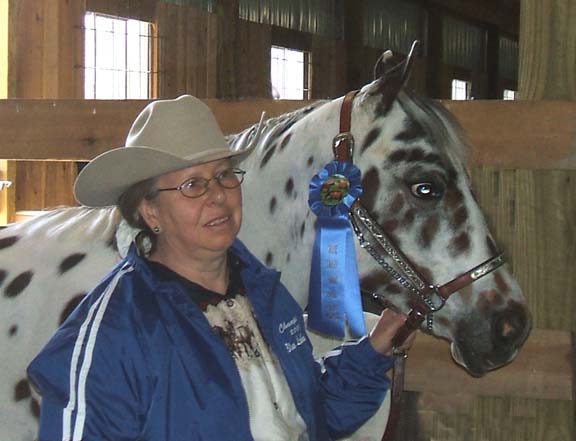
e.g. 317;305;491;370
346;47;531;377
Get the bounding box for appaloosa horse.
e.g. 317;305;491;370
0;53;531;441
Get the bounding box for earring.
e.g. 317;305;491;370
153;226;161;234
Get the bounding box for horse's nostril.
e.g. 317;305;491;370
492;304;530;349
500;320;515;338
494;317;518;343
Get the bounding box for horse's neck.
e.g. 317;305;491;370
238;100;342;307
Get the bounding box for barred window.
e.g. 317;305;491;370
84;12;156;99
270;46;311;100
503;89;517;100
451;79;472;100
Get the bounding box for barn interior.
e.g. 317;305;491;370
0;0;574;440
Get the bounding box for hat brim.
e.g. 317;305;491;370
75;147;250;207
75;112;266;207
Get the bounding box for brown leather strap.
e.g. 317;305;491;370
333;90;359;162
381;356;406;441
437;254;504;299
391;304;427;348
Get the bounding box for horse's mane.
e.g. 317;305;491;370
227;101;328;153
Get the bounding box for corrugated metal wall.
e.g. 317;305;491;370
363;0;421;54
499;36;519;80
443;15;486;71
161;0;214;12
239;0;343;38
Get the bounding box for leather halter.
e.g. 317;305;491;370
332;90;506;346
333;90;505;441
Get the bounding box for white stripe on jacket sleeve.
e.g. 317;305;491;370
60;265;133;441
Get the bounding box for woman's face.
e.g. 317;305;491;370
139;159;243;261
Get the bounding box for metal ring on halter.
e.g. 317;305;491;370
392;347;408;359
332;132;355;158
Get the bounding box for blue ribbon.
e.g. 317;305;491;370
307;161;365;338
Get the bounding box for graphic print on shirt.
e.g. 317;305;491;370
203;294;309;440
204;296;270;368
212;320;262;360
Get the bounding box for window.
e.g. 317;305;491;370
451;79;472;100
84;12;155;99
270;46;311;100
503;89;517;100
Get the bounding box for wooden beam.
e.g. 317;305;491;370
405;328;573;401
0;99;574;169
0;99;310;161
442;100;576;169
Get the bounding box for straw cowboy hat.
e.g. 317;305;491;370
74;95;264;207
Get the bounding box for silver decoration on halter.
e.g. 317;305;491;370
352;205;428;290
471;255;504;280
349;204;437;333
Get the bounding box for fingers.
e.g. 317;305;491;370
368;309;417;356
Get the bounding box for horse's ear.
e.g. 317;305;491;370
365;40;420;105
400;40;419;85
373;50;395;80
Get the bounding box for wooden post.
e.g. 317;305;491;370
344;0;365;91
214;0;239;98
518;0;576;99
485;24;500;99
425;6;444;99
0;160;16;225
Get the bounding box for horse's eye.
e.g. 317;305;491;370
410;182;443;199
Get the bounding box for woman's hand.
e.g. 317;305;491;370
368;309;417;356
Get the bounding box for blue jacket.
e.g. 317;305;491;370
28;240;393;441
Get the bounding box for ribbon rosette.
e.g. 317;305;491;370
307;161;365;338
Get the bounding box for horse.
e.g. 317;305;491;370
0;53;531;441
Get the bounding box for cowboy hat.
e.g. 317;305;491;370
74;95;264;207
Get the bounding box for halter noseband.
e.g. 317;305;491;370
334;90;505;347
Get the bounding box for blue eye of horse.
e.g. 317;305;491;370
410;182;442;199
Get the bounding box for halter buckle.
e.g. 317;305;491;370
332;132;355;160
422;285;446;312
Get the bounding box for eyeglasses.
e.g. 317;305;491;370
154;168;246;199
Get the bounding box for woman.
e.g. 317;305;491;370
27;95;415;441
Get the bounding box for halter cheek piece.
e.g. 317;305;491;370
334;90;505;349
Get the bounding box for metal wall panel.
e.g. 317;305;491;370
443;15;486;71
499;36;519;81
161;0;214;12
364;0;421;53
239;0;343;38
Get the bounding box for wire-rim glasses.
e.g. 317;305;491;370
154;168;246;199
